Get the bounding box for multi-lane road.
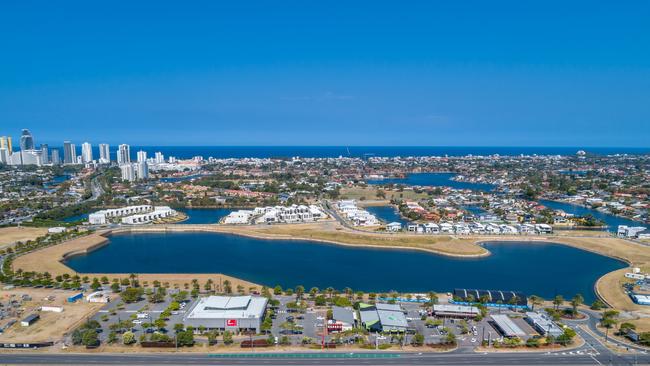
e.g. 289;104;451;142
1;350;648;365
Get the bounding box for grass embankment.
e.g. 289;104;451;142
0;227;48;250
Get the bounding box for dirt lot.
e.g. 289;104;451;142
0;288;104;343
0;227;48;249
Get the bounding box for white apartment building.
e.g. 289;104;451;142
81;142;93;163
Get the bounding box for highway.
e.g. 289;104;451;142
1;350;649;365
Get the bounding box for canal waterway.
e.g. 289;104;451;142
178;208;234;224
366;173;496;191
65;232;626;303
539;199;649;233
364;206;410;226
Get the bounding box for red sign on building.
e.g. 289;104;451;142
226;319;238;327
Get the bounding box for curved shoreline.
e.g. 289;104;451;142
108;225;492;259
11;223;645;310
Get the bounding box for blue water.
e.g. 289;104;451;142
159;174;203;183
365;206;410;226
539;200;649;233
65;232;627;302
179;208;233;224
367;173;496;191
462;205;488;217
46;146;650;161
62;214;88;223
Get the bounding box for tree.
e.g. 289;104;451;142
411;333;425;346
309;287;319;299
107;331;118;344
111;282;120;293
90;278;102;291
154;318;167;330
528;295;543;312
177;330;195;346
223;280;232;294
121;287;143;303
223;331;233;345
273;285;283;295
82;329;100;347
619;322;636;335
552;295;564;310
600;310;619;342
570;294;584;318
122;331;136;345
590;300;606;310
295;285;305;299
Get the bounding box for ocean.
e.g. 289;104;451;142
45;146;649;160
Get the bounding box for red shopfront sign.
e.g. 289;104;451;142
226;319;238;327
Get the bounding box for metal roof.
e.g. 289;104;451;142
332;306;355;325
185;296;267;320
491;314;526;337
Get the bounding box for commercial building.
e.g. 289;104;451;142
117;144;131;164
432;304;481;318
40;144;49;164
51;149;61;165
183;295;268;333
63;141;76;164
120;163;136;182
359;303;408;332
99;143;110;163
329;306;356;332
137;150;147;162
525;312;563;337
81;142;93;163
631;293;650;305
21;314;40;327
490;314;526;338
453;288;527;307
19;129;34;150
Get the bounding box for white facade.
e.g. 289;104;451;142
89;205;153;225
120;163;136;182
99;143;110;163
136;161;149;180
81;142;93;163
223;210;254;224
117;144;130;164
137;150;147;162
121;206;177;224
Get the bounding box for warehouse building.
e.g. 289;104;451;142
525;312;564;337
21;314;40;327
490;314;526;338
359;303;408;332
183;295;267;333
433;304;481;318
453;288;527;308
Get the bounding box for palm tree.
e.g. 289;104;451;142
600;310;619;342
570;294;584;318
295;285;305;299
326;287;334;299
552;295;564;311
528;295;543;312
309;287;319;299
344;287;353;300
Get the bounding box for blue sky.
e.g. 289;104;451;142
1;1;649;146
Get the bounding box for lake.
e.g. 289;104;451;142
366;173;496;191
64;232;626;303
539;199;649;233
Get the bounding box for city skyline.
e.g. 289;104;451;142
2;2;650;147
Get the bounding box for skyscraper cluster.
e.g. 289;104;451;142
1;129;169;184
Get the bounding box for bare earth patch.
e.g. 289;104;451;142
0;227;48;249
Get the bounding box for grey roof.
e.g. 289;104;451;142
377;309;408;329
375;303;403;312
22;314;39;323
185;296;267;320
359;308;380;325
332;306;355;325
491;314;526;337
433;304;480;315
525;312;564;337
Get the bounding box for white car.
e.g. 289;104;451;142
133;320;143;324
316;316;324;320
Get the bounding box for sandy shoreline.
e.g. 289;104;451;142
10;222;649;312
